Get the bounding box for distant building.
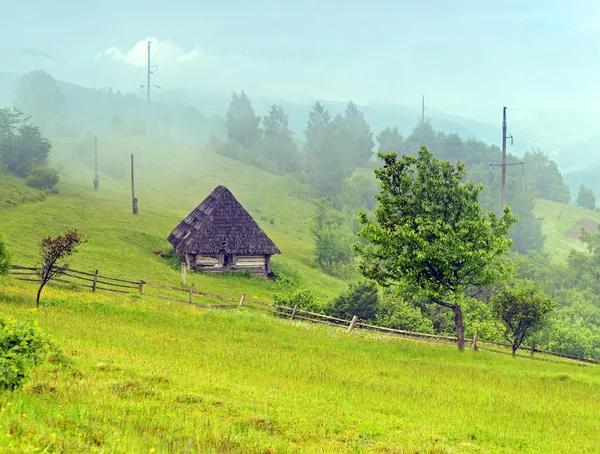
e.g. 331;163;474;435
167;185;280;276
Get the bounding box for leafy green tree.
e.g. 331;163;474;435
225;91;261;149
355;147;517;350
327;281;379;322
0;234;11;276
576;185;595;210
0;110;52;178
310;198;355;274
257;104;298;173
522;150;570;203
377;126;404;153
14;70;65;128
491;279;555;355
567;228;600;293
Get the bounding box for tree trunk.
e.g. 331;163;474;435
453;305;465;351
36;285;43;309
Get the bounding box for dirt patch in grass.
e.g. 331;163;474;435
565;218;599;239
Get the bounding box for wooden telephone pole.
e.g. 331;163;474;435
500;107;509;213
93;135;99;190
131;154;138;215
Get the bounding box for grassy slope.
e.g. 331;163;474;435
1;284;599;453
1;138;600;452
534;198;600;261
0;136;347;302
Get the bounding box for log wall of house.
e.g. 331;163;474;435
186;253;270;276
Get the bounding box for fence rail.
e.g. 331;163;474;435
7;264;600;366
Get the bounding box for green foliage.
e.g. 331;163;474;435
37;228;87;308
375;288;434;333
0;234;10;276
356;147;517;348
0;108;52;177
25;166;59;191
521;149;570;203
326;281;379;322
310;199;355;275
273;288;322;314
376;126;404;153
256;104;299;174
567;228;600;293
341;101;374;166
14;70;65;130
225;91;261;149
0;314;57;390
576;184;596;210
491;280;556;354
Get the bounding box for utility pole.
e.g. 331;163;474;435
500;107;507;213
146;41;151;122
422;95;425;123
131;154;138;215
140;41;160;136
93;135;99;190
489;107;517;214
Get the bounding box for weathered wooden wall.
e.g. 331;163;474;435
186;253;269;276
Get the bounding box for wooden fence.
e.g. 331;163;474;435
7;265;600;366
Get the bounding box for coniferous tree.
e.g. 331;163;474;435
225;91;261;149
377;126;404;153
258;104;297;173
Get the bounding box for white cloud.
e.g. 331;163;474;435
96;37;202;66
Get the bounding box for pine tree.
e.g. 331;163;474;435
225;91;261;149
258;104;297;173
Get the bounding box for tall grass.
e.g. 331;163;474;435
1;284;599;453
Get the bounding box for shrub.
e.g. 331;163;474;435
273;289;323;315
327;281;379;322
0;314;59;390
0;234;10;276
375;288;434;333
26;166;59;191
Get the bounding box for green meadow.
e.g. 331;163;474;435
1;137;599;453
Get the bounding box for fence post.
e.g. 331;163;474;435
290;304;298;320
181;261;187;285
187;283;195;304
92;270;99;292
472;332;478;351
347;315;358;332
138;280;144;294
530;340;535;358
239;293;245;306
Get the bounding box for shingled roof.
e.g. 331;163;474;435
167;185;281;256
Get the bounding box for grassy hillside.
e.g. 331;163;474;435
0;136;348;302
2;137;600;452
1;283;599;453
534;198;600;261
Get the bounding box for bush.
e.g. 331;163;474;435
375;288;434;333
0;314;60;390
327;281;379;322
0;234;10;276
273;289;323;315
25;166;59;191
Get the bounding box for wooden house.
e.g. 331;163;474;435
167;185;280;276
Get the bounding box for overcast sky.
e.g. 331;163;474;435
2;0;600;114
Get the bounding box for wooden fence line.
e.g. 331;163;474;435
8;264;599;366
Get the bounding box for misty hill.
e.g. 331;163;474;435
1;71;501;147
